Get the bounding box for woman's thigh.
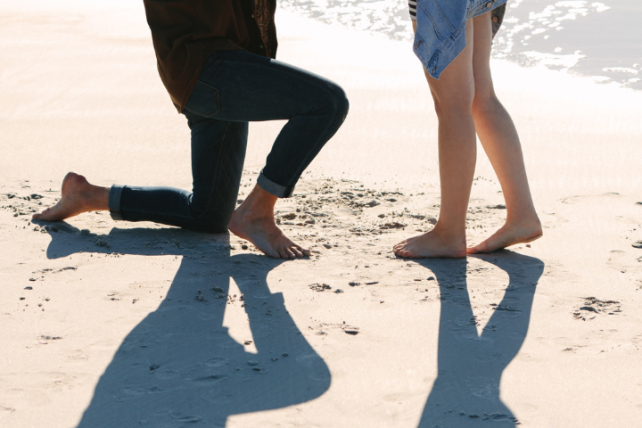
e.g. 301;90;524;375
421;20;476;112
471;12;496;100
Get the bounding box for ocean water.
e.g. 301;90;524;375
91;0;641;91
279;0;642;91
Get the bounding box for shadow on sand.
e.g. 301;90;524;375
412;252;545;427
41;222;330;428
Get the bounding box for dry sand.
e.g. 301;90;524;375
1;1;642;427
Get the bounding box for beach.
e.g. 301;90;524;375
1;1;642;427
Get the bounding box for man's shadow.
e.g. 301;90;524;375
412;252;545;427
41;223;330;428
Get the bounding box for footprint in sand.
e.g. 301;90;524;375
607;250;642;285
561;192;621;205
573;296;622;321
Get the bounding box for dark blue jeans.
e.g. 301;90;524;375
108;50;349;233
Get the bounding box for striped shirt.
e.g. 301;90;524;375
409;0;417;20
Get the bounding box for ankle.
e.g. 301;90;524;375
431;223;467;247
87;187;110;211
238;185;278;221
240;207;274;224
505;211;541;228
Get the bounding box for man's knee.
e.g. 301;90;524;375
322;81;350;120
333;84;350;119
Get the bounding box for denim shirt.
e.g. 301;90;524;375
413;0;508;78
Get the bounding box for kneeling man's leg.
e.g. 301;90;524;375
190;50;349;258
190;50;349;197
111;117;247;233
35;50;348;259
33;117;247;234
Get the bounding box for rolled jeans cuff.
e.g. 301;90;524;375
257;171;294;198
108;184;125;220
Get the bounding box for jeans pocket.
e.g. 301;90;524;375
185;80;220;117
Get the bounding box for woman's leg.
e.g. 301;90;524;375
393;20;477;258
467;12;542;253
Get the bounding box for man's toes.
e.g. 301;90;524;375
290;246;302;258
262;246;281;259
278;248;292;259
295;245;311;257
270;251;282;259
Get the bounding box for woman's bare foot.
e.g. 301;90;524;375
393;228;467;259
229;185;310;259
32;172;109;222
467;218;542;254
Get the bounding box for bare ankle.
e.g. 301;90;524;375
431;223;467;247
505;213;541;230
236;185;278;223
33;172;109;221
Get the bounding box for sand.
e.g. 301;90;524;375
1;1;642;427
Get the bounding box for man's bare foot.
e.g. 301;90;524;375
393;228;467;259
229;186;310;259
32;172;109;222
467;219;542;254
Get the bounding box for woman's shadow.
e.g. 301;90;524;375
41;223;331;428
412;252;545;427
